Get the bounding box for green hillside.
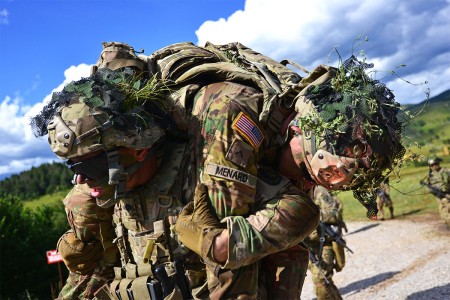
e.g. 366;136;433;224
403;90;450;158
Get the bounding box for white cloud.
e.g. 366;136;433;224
0;64;91;177
195;0;450;104
0;9;8;25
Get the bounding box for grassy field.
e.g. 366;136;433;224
23;189;69;210
337;162;449;221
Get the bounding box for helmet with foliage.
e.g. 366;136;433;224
31;68;175;204
290;56;406;218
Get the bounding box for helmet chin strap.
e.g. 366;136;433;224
97;143;162;208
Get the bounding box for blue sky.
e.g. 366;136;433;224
1;0;449;179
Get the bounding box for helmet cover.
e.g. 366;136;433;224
291;57;406;218
31;68;173;159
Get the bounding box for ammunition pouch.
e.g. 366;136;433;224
105;261;193;300
57;230;103;275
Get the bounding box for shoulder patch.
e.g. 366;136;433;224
205;163;257;189
232;112;264;149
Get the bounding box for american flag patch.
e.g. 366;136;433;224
232;112;264;149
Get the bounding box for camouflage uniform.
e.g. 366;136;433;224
424;166;450;226
376;181;394;220
178;81;320;299
57;184;118;300
304;186;345;300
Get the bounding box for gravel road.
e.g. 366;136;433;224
300;213;450;300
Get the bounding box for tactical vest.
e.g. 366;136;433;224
104;140;195;300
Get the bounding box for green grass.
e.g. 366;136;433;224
337;162;449;221
23;189;70;210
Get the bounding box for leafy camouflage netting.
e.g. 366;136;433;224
300;56;406;218
30;68;174;139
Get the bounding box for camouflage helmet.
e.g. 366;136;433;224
31;68;172;160
290;57;406;218
428;157;442;166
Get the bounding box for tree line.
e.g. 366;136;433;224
0;162;73;200
0;162;72;299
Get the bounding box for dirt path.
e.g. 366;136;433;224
300;212;450;300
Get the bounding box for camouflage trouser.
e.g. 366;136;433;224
309;245;342;300
376;195;393;220
57;263;115;300
438;197;450;227
204;244;309;300
203;185;319;299
261;244;309;299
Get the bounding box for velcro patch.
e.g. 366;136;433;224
205;163;257;189
232;112;264;149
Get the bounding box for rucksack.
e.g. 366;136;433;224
91;41;148;75
147;42;322;145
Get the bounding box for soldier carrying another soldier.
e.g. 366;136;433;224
32;41;406;299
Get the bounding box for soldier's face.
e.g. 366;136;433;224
430;163;440;171
66;147;148;199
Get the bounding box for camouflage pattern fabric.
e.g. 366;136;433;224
260;244;309;299
309;245;342;300
376;182;394;220
426;167;450;193
305;186;344;300
57;184;117;300
425;167;450;226
105;141;196;299
184;81;319;299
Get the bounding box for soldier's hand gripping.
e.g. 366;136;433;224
174;184;225;258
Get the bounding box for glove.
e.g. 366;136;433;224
174;184;225;258
332;241;346;272
57;230;103;274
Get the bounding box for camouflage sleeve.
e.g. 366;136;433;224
192;81;265;219
221;180;320;269
443;168;449;191
63;183;117;264
58;184;117;300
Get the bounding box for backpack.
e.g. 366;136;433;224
147;42;318;144
91;41;148;75
92;41;335;143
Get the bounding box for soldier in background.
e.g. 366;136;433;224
376;179;394;220
303;186;347;300
420;157;450;226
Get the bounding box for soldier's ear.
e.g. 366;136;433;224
135;148;149;161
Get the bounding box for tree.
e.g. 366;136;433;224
0;196;68;299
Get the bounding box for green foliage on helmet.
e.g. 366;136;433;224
294;55;407;218
31;68;174;159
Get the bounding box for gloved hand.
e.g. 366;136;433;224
57;230;103;274
174;184;225;258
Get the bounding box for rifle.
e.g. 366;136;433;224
420;180;449;199
319;222;353;254
304;244;330;285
